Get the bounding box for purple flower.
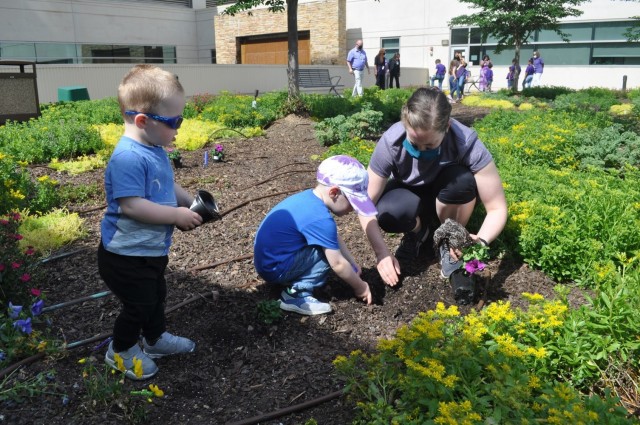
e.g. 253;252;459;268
9;302;22;319
14;317;32;334
31;299;44;316
215;144;224;153
464;259;486;275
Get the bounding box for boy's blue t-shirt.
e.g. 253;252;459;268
254;189;340;282
101;136;177;257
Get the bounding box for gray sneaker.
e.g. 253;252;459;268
280;288;332;316
143;332;196;359
395;226;431;259
439;244;462;278
105;341;158;380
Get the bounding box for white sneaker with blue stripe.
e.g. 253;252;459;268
280;288;332;316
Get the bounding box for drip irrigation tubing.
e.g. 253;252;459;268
220;188;302;217
41;291;113;313
0;291;216;380
41;253;255;313
226;389;344;425
40;248;86;264
38;186;301;315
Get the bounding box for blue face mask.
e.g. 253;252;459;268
403;138;441;161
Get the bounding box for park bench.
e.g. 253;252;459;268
464;70;480;94
298;68;344;96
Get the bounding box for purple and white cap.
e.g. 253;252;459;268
316;155;377;217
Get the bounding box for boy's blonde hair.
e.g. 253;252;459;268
117;64;184;114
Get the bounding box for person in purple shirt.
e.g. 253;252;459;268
531;50;544;87
430;59;446;90
366;87;507;292
522;59;535;89
346;39;370;97
506;59;520;90
478;55;491;92
455;58;467;100
486;62;494;92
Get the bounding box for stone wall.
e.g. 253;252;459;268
214;0;346;65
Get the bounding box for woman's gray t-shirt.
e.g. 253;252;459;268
369;119;493;186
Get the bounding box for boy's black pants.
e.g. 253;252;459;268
98;243;168;352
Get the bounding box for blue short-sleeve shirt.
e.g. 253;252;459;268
254;189;339;282
101;136;177;256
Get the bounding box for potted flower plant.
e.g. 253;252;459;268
212;144;224;162
451;242;490;305
167;148;183;168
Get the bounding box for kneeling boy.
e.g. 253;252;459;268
254;155;374;315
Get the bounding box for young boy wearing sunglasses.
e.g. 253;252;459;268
98;64;202;380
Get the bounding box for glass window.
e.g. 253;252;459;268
537;23;593;42
451;28;468;45
0;43;36;61
537;44;591;65
470;28;483;44
382;37;399;60
484;46;517;66
34;43;77;63
594;21;634;40
593;42;640;57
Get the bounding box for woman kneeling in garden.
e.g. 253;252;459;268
366;87;508;283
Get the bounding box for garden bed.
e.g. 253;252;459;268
3;108;589;424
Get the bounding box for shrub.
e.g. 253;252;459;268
323;137;376;167
554;88;619;113
574;123;640;169
314;106;383;146
521;85;575;100
0;117;105;164
199;91;284;128
18;209;86;255
301;93;355;120
40;98;122;125
49;155;107;175
0;154;61;215
0;212;41;307
461;95;515;109
334;300;632;424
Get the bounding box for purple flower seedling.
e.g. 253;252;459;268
31;299;44;316
9;302;22;319
464;259;486;275
14;317;32;334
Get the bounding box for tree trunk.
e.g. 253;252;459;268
286;0;300;99
512;44;521;93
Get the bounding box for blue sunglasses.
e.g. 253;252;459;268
125;110;183;130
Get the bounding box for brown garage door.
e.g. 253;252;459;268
240;35;310;65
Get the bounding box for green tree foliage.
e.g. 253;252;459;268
449;0;588;91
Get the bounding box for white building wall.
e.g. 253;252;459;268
0;0;202;63
1;0;639;90
347;0;640;68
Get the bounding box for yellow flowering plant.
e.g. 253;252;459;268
79;355;150;418
334;297;630;424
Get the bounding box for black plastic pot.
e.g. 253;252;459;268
450;270;476;305
172;158;183;168
190;190;221;223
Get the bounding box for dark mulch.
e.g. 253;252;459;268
2;105;587;425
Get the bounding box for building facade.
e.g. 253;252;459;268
1;0;639;89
